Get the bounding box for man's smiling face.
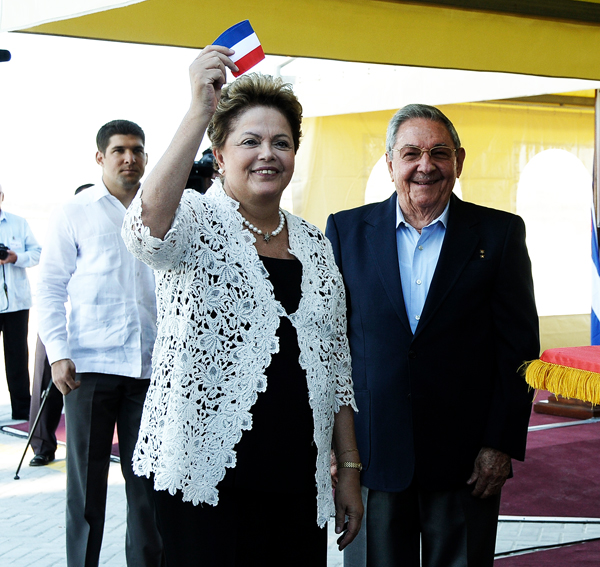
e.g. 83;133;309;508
387;118;465;219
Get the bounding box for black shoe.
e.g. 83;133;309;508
29;454;55;467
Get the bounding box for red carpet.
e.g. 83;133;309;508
496;538;600;566
6;415;120;458
496;390;600;565
500;391;600;518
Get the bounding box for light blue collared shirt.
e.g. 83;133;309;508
396;198;450;333
0;209;41;313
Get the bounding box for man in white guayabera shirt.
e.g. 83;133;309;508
37;120;164;567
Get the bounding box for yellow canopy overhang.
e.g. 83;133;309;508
3;0;600;80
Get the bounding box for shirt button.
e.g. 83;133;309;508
416;279;422;285
415;315;420;320
418;246;424;250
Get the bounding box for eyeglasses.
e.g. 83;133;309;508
389;145;458;162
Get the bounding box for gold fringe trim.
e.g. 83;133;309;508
524;359;600;405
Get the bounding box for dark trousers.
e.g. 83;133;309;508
0;309;31;418
344;483;501;567
64;372;164;567
153;485;327;567
29;335;63;456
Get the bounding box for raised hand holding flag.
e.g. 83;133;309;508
213;20;265;77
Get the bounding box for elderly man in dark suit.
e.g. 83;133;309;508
326;104;540;567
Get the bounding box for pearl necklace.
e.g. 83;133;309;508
240;209;285;243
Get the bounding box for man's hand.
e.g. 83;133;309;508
51;359;79;395
467;447;511;498
0;249;17;265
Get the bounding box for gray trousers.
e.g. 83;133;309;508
64;372;164;567
344;484;501;567
29;335;63;456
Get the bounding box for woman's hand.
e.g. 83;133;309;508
189;46;239;115
331;405;363;549
334;468;364;551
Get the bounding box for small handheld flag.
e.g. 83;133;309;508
214;20;265;77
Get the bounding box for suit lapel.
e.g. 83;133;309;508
415;196;480;336
365;193;412;334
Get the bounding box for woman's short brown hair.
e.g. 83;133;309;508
207;73;303;153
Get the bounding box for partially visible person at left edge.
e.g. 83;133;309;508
0;184;41;420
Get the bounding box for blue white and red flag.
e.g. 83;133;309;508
214;20;265;77
591;207;600;344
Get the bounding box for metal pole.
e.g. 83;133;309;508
594;90;600;228
14;380;54;479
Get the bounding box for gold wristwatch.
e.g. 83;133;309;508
338;461;363;471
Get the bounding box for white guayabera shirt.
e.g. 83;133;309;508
37;181;156;379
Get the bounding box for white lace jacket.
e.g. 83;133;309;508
122;179;356;527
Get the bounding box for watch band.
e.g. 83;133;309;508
338;461;363;472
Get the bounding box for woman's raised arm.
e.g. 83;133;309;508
140;46;238;239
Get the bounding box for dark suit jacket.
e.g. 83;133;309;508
326;193;540;493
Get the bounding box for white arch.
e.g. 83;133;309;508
516;149;592;317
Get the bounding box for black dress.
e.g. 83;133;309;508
153;255;328;567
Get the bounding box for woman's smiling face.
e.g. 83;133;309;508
214;105;295;206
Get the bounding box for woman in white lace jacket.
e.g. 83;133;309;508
121;46;363;567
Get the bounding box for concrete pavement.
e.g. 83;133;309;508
0;406;345;567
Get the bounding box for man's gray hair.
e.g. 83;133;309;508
385;104;461;153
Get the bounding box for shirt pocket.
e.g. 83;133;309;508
77;233;122;274
78;302;127;349
8;237;23;252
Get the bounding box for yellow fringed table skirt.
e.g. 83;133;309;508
525;346;600;406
